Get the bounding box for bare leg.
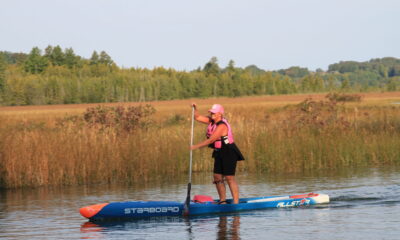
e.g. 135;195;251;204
225;175;239;204
213;173;226;202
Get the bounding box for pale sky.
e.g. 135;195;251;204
1;0;399;71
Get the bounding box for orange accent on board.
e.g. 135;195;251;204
290;193;318;199
79;203;108;218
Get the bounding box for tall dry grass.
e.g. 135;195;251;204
1;93;400;188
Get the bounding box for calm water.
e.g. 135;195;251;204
1;167;399;240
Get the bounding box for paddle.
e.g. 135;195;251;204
184;105;195;215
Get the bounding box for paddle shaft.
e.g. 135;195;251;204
184;106;195;214
189;106;195;183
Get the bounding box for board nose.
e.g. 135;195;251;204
79;203;108;218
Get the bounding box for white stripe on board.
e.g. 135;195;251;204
247;196;290;203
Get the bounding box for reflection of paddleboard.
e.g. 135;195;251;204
80;192;329;221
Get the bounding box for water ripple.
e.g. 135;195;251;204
1;167;400;240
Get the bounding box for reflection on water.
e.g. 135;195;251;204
79;215;242;240
217;215;240;240
1;166;400;239
80;222;104;239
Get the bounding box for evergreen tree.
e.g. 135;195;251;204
49;45;65;66
64;48;80;69
203;57;220;76
44;45;53;58
226;60;235;73
90;51;99;65
44;45;65;66
99;51;113;66
24;47;48;74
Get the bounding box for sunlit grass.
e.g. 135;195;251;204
1;92;400;188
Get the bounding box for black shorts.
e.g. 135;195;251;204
213;150;237;176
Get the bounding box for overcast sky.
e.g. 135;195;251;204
1;0;399;71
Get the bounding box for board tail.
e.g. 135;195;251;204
247;193;329;204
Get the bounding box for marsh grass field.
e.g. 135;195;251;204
1;92;400;188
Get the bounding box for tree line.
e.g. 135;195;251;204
0;46;399;106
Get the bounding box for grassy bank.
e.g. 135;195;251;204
1;92;400;188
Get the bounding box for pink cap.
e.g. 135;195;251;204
208;104;224;114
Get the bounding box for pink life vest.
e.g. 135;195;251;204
206;118;234;149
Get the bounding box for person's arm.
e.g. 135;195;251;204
191;124;227;150
192;103;210;124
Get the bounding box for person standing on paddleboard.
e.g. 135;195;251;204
190;103;245;204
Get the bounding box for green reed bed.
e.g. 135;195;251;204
0;98;399;188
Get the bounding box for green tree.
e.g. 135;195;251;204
0;53;6;93
203;57;220;76
99;51;113;66
389;65;400;77
0;51;28;64
326;75;337;91
300;76;312;92
311;75;324;92
44;45;53;58
3;53;400;106
378;64;388;78
386;78;398;91
226;60;235;73
340;78;351;92
90;51;99;65
278;66;309;78
24;47;48;74
44;45;65;66
329;61;360;73
64;48;80;69
50;45;65;66
244;65;264;76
